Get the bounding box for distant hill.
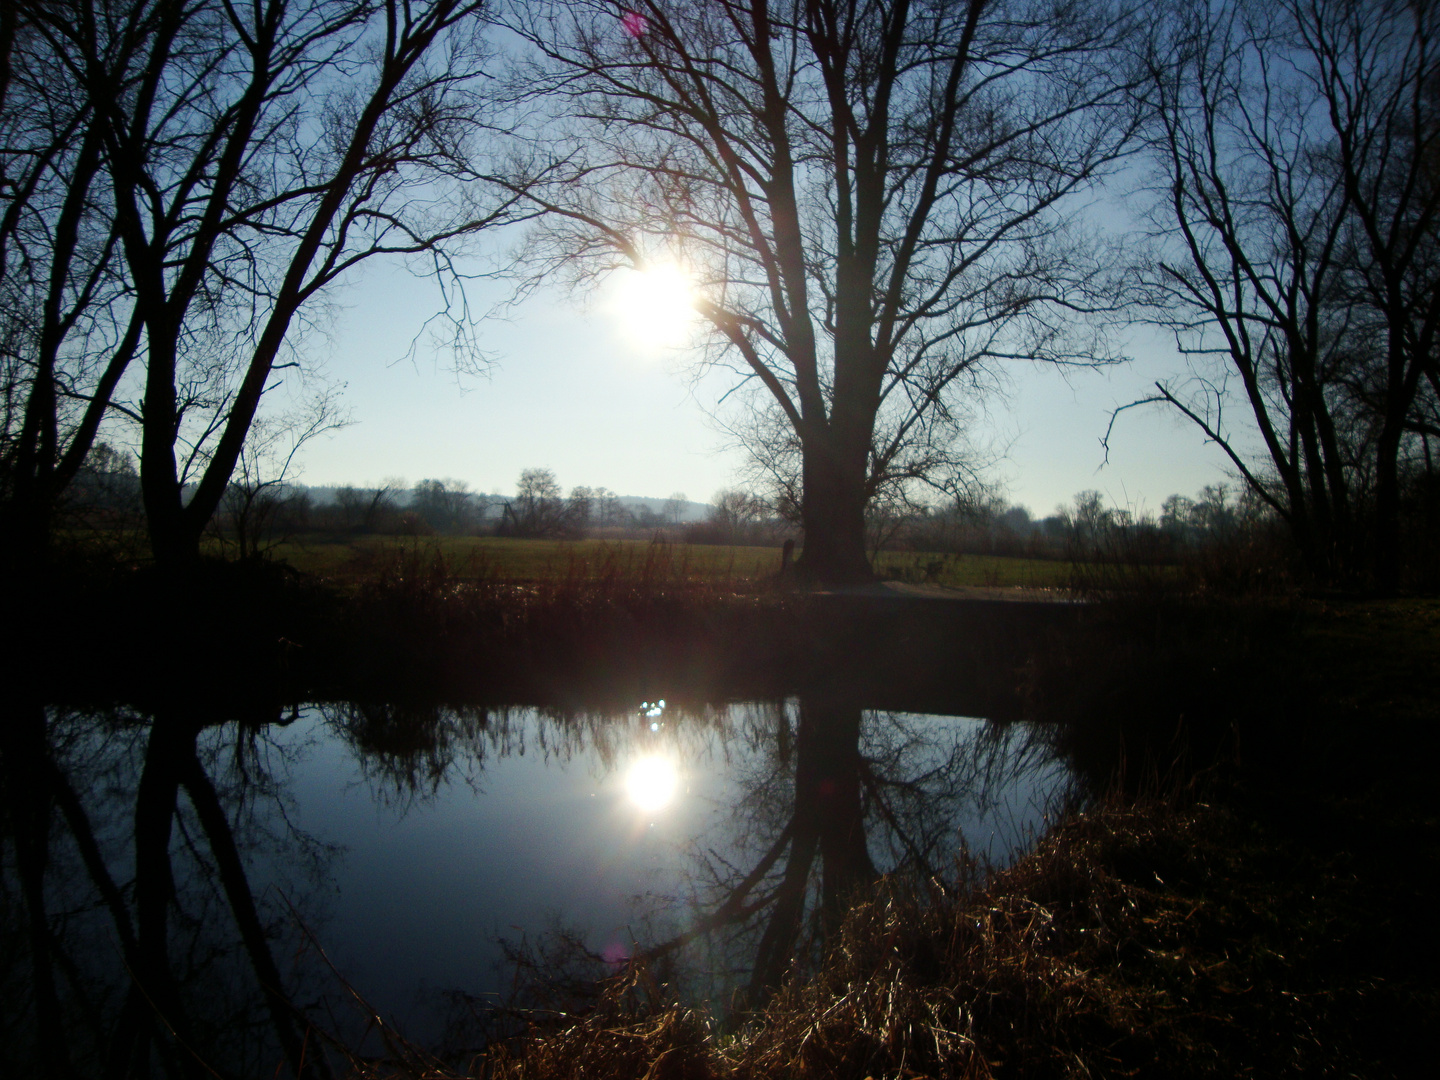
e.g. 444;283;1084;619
613;495;709;522
296;484;712;522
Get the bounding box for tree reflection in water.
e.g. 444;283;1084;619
639;697;1065;1007
1;701;336;1078
1;695;1067;1071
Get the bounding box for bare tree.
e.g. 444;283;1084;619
1123;0;1440;587
336;477;404;533
0;0;146;566
12;0;527;571
567;484;595;533
335;485;369;532
591;484;624;528
1318;0;1440;588
709;487;767;543
211;382;349;559
499;0;1141;584
662;490;688;527
507;465;567;536
412;477;480;534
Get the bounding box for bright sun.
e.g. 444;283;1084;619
611;263;697;349
624;755;679;812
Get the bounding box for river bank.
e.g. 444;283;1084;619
368;597;1439;1079
7;554;1437;1077
16;547;1082;713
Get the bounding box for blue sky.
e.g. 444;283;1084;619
291;254;1237;518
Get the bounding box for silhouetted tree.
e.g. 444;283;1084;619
335;477;404;533
662;490;688;527
567;484;594;532
507;466;567;536
591;485;623;528
0;0;144;567
501;0;1142;584
707;488;767;544
1126;0;1440;587
212;384;348;558
4;0;526;571
412;478;480;534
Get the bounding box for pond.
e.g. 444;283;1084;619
2;695;1074;1076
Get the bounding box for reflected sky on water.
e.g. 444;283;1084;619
3;697;1073;1073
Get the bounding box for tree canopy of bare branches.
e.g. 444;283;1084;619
2;0;524;569
498;0;1142;584
1130;0;1440;587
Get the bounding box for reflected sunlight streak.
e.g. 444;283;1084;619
624;754;679;812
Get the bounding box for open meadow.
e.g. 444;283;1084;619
259;534;1076;591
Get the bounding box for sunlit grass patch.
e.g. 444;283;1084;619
874;550;1074;590
267;535;787;586
268;535;1076;591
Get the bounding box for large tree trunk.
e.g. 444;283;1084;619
138;325;204;571
144;512;204;571
795;428;874;586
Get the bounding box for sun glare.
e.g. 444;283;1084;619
611;263;698;349
624;754;679;812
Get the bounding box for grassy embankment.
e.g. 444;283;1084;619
338;594;1439;1080
37;535;1069;707
29;534;1438;1074
37;536;1065;703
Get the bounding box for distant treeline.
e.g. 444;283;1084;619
64;447;1338;571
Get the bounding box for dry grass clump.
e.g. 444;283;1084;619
349;538;779;642
484;965;716;1080
730;800;1220;1080
475;799;1255;1080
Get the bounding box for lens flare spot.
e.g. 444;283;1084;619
622;10;648;38
625;755;678;811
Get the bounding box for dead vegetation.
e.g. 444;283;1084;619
340;782;1425;1080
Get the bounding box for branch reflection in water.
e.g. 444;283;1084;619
1;695;1072;1073
0;701;336;1078
630;698;1072;1007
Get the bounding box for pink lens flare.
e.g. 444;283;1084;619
621;10;647;38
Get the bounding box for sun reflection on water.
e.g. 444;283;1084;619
624;754;679;812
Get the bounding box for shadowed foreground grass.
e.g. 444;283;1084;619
341;791;1429;1080
325;596;1436;1080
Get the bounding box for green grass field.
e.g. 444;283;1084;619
874;549;1074;589
261;533;1074;590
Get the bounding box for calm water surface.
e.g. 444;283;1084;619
4;697;1073;1073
